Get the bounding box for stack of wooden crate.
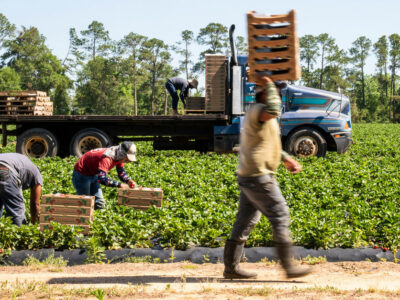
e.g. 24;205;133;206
118;187;163;210
205;54;226;113
40;194;94;235
185;96;205;114
0;91;53;116
247;10;300;82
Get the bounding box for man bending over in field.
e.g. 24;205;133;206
0;153;42;226
72;142;137;210
223;75;312;279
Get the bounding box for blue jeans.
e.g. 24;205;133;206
72;169;105;210
0;169;26;226
165;81;180;110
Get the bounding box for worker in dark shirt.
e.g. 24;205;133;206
0;153;43;226
72;142;137;210
165;77;198;115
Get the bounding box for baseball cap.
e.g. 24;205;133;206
121;141;137;162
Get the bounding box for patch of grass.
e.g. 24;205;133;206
235;286;274;296
260;257;278;265
299;255;327;265
123;255;161;263
0;281;169;299
182;264;198;269
22;254;68;271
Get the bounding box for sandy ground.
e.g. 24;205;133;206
1;261;400;299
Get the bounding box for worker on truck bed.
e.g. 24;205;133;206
223;75;312;280
72;142;137;210
165;77;198;116
0;153;42;226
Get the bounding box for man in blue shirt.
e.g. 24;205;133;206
0;153;43;226
165;77;198;115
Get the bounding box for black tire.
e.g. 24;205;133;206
70;128;111;157
285;127;327;158
16;128;59;158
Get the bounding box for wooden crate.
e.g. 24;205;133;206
186;97;205;110
205;54;226;113
247;10;300;82
41;194;94;207
118;187;163;210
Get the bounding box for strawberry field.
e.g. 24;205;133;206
1;124;400;254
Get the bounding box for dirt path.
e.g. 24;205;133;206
1;261;400;299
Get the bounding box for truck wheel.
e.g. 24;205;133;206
16;128;59;158
70;128;111;157
285;128;327;157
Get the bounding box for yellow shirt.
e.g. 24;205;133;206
237;103;283;176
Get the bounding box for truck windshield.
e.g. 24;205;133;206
326;99;343;114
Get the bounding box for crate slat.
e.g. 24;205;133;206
247;10;300;82
40;223;90;235
40;214;91;225
41;194;94;208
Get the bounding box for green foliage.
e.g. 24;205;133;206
91;288;105;300
84;236;106;264
1;124;400;252
173;30;195;80
75;56;134;115
193;23;228;73
0;67;21;90
1;26;71;114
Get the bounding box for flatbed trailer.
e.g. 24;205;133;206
0;114;230;158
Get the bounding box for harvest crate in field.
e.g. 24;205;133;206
39;194;94;235
247;10;300;82
0;91;53;116
118;187;163;210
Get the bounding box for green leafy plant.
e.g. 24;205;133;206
1;125;400;253
84;236;106;264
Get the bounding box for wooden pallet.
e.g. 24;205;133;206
0;91;53;116
0;91;47;97
247;10;300;82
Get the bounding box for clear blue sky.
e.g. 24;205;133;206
2;0;399;76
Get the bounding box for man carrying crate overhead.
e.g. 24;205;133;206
0;153;42;226
223;75;312;279
72;142;137;210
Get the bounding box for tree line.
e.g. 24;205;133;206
300;34;400;122
0;13;399;122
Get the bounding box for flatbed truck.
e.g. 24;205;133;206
0;25;352;159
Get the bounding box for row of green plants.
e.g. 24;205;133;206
1;124;400;255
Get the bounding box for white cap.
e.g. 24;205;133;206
122;141;137;162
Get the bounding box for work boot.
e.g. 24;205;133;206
172;109;181;116
275;242;313;279
223;240;257;279
94;202;105;211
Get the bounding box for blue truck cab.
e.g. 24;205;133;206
213;28;352;157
